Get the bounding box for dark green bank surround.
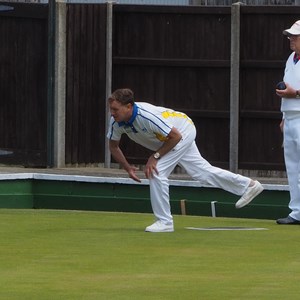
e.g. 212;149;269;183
0;173;290;220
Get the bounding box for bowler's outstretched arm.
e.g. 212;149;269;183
109;139;141;182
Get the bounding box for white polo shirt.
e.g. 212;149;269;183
107;102;194;151
281;52;300;114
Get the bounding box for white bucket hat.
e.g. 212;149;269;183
283;20;300;35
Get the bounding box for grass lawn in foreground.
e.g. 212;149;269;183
0;209;299;300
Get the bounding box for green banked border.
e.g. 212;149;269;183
0;173;291;220
0;179;34;208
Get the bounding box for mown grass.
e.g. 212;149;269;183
0;209;299;299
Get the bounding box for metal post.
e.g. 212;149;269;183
53;0;66;167
104;2;113;168
211;201;217;218
229;2;241;173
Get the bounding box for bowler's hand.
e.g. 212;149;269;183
145;155;159;179
127;166;141;183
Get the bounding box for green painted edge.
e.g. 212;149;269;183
0;178;291;220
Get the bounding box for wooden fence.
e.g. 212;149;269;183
0;2;299;173
0;3;48;166
110;4;294;171
65;4;107;165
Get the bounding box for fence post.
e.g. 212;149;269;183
104;2;114;168
230;2;241;173
47;0;55;167
53;0;66;168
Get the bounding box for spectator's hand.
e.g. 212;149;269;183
276;82;297;98
279;119;284;132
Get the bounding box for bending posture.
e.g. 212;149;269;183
276;20;300;225
107;88;263;232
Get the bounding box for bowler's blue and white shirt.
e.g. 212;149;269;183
107;102;194;151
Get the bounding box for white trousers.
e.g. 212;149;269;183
149;126;251;224
283;113;300;221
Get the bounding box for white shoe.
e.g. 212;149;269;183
235;180;264;209
145;220;174;233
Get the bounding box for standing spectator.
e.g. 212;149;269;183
276;20;300;225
